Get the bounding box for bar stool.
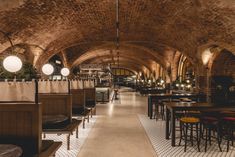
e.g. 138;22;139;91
179;117;200;152
200;116;222;152
154;100;165;120
222;116;235;152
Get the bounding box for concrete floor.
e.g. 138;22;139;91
77;88;157;157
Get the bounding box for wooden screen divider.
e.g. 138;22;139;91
84;88;96;102
38;93;72;122
0;102;42;156
71;89;85;109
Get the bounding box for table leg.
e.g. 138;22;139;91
148;96;151;118
76;126;79;138
149;97;153;119
171;110;176;147
67;134;70;150
166;108;170;139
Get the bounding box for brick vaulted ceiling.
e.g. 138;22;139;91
0;0;234;74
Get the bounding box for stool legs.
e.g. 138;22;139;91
203;124;222;152
183;123;189;152
196;124;200;152
179;122;200;152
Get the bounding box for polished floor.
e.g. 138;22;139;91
77;88;157;157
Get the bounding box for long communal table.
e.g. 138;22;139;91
147;93;203;119
165;102;235;147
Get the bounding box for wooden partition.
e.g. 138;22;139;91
0;102;42;156
84;88;96;102
38;94;72;122
71;89;85;108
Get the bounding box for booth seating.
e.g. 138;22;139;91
0;102;62;156
84;88;96;117
39;93;82;150
0;144;22;157
71;89;91;128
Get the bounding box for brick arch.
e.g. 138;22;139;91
36;42;170;69
77;54;153;72
211;50;235;77
0;0;234;72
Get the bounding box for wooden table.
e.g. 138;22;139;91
165;102;235;147
148;93;202;119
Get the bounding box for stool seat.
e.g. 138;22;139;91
201;116;218;124
179;116;200;152
180;117;200;123
223;117;235;121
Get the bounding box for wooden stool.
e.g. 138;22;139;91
222;117;235;152
179;117;200;152
200;116;222;152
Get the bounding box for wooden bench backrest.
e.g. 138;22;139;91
0;102;42;155
71;89;85;108
84;88;96;101
38;93;72;122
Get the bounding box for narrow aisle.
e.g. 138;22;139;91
77;89;157;157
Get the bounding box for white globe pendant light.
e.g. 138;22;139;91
61;67;70;77
42;63;54;75
3;55;23;73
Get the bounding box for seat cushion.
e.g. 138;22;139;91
201;116;218;125
42;115;69;129
180;117;200;123
223;117;235;121
0;144;22;157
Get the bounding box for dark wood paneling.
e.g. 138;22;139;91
38;94;72;122
0;102;42;154
84;88;96;101
71;89;85;108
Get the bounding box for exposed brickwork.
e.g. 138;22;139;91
0;0;234;85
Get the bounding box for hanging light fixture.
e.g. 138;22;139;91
61;67;70;77
3;55;22;73
1;30;23;73
42;63;54;75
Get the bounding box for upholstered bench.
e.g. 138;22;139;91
43;115;69;129
42;119;82;150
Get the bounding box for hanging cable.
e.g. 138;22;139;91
116;0;120;68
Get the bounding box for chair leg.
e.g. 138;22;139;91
190;124;194;146
209;128;212;145
184;124;188;152
179;122;182;146
76;127;79;138
205;127;208;152
83;117;85;129
87;113;90;123
217;126;222;152
90;108;93;118
196;124;200;152
67;134;71;150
